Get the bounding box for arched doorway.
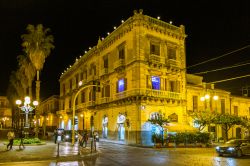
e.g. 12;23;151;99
102;115;108;138
117;114;126;141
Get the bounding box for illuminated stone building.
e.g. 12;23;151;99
58;10;186;145
39;95;59;131
57;10;250;145
187;74;250;140
0;96;12;129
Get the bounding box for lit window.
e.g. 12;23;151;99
118;79;125;92
151;76;160;90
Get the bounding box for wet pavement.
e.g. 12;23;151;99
0;139;97;163
0;139;250;166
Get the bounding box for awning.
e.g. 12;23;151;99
164;123;198;132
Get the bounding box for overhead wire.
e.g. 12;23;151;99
187;44;250;69
193;61;250;75
208;74;250;84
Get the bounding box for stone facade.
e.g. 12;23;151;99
39;95;59;131
57;10;250;145
0;96;12;129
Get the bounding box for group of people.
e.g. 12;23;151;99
6;129;25;150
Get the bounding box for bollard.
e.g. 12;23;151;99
78;141;80;155
57;142;60;157
91;138;93;153
94;139;96;152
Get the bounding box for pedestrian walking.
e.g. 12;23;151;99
54;129;58;144
7;130;15;150
78;132;83;147
19;130;25;149
83;131;88;147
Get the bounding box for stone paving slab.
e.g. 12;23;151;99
0;140;98;163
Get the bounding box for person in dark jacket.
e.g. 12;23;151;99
19;130;25;149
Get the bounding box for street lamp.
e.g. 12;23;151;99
71;83;100;145
16;96;38;137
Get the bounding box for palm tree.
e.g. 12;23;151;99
21;24;54;137
17;55;36;98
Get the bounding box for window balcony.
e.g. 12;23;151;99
114;88;181;100
100;68;109;76
65;108;72;113
114;59;125;69
98;97;112;104
166;59;180;67
76;103;87;110
86;101;96;107
149;54;165;64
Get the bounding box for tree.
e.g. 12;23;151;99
241;117;250;138
21;24;54;138
213;113;243;141
148;113;170;146
191;110;216;132
17;55;36;98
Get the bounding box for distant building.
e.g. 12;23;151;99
56;10;250;145
0;96;12;129
186;74;250;140
38;95;59;131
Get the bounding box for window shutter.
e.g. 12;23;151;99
176;81;180;92
106;85;110;97
160;77;164;90
116;81;118;93
101;87;104;97
124;78;127;91
147;75;152;89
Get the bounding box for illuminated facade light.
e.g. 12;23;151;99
107;32;110;35
205;94;210;100
89;47;91;50
213;95;219;100
170;21;173;24
80;114;83;117
114;26;116;29
85;51;87;53
200;97;205;101
78;81;83;86
157;16;160;19
121;20;124;23
101;37;104;40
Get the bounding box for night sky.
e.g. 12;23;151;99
0;0;249;100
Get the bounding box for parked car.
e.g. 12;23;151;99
215;139;250;157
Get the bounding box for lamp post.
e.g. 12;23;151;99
71;82;100;145
16;96;38;137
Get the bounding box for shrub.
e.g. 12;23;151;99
152;133;163;143
13;138;42;145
